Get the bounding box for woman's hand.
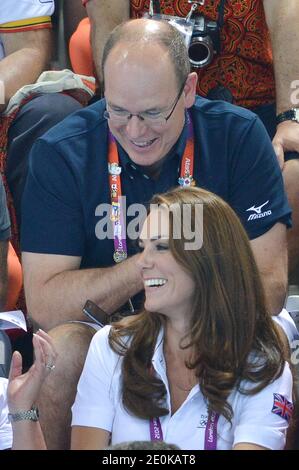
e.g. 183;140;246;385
7;329;57;413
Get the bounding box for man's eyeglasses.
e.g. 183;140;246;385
104;79;186;128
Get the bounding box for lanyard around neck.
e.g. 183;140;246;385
149;410;219;450
107;112;196;263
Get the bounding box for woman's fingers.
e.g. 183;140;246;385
34;329;58;371
32;333;44;366
8;351;23;381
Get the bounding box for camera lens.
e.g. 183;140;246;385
188;36;213;68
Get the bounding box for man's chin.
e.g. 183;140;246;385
126;146;163;167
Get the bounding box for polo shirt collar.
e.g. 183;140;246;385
151;326;167;383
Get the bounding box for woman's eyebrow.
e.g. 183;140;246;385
139;235;169;243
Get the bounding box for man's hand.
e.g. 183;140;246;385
22;251;143;331
263;0;299;168
272;121;299;169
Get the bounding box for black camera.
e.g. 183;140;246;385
188;16;221;68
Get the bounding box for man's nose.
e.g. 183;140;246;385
125;115;148;138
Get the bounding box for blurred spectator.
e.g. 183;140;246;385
62;0;87;49
0;177;10;309
0;177;22;313
0;0;84;235
105;440;180;450
69;18;94;77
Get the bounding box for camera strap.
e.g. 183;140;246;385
217;0;226;28
151;1;226;28
149;0;161;14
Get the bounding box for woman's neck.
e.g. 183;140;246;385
163;320;197;408
164;319;191;359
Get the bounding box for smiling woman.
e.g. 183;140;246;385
137;204;196;321
71;186;293;451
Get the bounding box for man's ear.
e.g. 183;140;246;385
183;72;198;108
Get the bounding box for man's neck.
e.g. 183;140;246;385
139;137;183;180
139;159;164;180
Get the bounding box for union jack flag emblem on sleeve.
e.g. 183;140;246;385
271;393;293;423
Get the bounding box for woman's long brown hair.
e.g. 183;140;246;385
109;187;286;421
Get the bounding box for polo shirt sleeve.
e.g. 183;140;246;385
21;138;85;256
0;378;12;450
229;116;291;240
233;362;293;450
71;325;118;430
0;178;11;242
